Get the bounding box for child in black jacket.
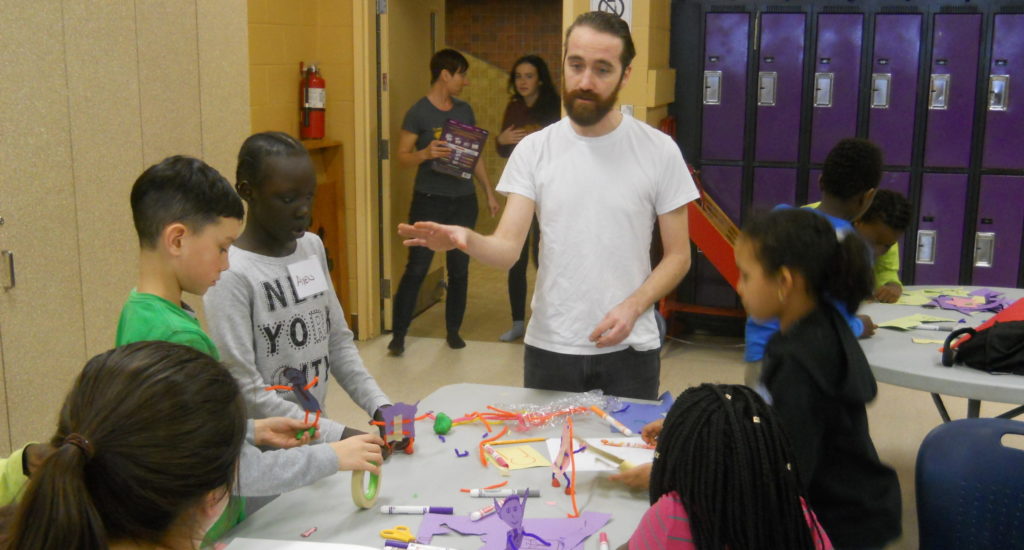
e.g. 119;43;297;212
735;208;901;548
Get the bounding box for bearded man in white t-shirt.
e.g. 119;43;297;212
398;11;699;400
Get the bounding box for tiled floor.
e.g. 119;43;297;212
325;263;1007;549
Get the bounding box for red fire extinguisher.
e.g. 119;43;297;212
300;62;325;140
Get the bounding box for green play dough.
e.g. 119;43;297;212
433;412;453;435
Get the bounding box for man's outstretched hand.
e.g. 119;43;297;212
397;221;469;252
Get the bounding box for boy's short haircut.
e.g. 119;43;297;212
565;11;636;69
236;131;307;189
430;49;469;84
821;138;883;200
858;189;912;232
130;155;244;249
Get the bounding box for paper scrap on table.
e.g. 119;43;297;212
417;511;611;550
225;539;376;550
879;314;958;331
895;291;932;306
496;445;551;470
546;437;654;472
608;391;673;433
912;338;946;344
921;287;972;297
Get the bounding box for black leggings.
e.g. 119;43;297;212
392;192;478;335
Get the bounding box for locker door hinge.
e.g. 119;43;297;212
377;0;387;15
381;278;392;299
379;139;389;160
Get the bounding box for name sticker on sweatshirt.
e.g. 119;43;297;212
287;256;328;300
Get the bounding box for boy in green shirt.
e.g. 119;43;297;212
116;155;384;543
853;189;912;303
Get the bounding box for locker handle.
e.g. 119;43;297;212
870;73;891;109
1;250;13;291
813;72;834;107
703;70;722;105
758;71;777;106
916;230;936;265
974;232;995;268
989;74;1010;112
981;217;993;225
929;74;950;110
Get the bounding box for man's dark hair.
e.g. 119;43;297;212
858;189;912;232
430;49;469;84
236;131;307;190
820;138;883;200
565;11;636;69
130;155;244;249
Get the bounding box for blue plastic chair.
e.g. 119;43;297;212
916;418;1024;549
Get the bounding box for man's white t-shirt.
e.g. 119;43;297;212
496;114;699;355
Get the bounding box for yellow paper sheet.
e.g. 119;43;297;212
496;445;552;470
879;314;957;330
921;287;972;297
912;338;945;344
895;291;932;306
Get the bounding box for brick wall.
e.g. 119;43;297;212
447;0;564;89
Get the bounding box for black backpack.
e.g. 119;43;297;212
941;321;1024;375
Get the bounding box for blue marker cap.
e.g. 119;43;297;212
429;506;454;514
385;541;409;549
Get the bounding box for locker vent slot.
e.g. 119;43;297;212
999;5;1024;13
708;6;750;13
764;6;803;13
939;6;979;13
821;6;858;12
879;6;920;13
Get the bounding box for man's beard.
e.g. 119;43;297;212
562;78;622;127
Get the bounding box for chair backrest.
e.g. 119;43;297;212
916;418;1024;549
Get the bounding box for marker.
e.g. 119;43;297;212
590;406;635;436
301;526;317;538
915;324;954;332
379;505;454;515
599;532;609;550
471;496;519;521
482;444;510;468
469;488;540;498
385;541;457;550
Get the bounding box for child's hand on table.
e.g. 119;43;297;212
640;418;664;446
874;283;902;303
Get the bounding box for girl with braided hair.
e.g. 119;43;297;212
2;341;247;550
627;384;832;549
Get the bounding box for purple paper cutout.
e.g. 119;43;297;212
495;494;549;550
929;289;1009;315
379;402;419;444
610;391;674;433
417;511;612;550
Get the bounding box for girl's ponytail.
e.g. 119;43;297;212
7;441;105;550
827;230;874;314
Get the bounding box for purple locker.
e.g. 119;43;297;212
982;15;1024;170
971;176;1024;287
693;165;742;308
878;172;911;270
923;14;982;168
755;13;806;162
868;14;922;166
810;14;864;163
915;173;968;285
701;13;749;161
753;168;798;212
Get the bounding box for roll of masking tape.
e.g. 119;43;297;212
351;466;380;508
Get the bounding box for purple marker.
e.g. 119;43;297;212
379;505;454;515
